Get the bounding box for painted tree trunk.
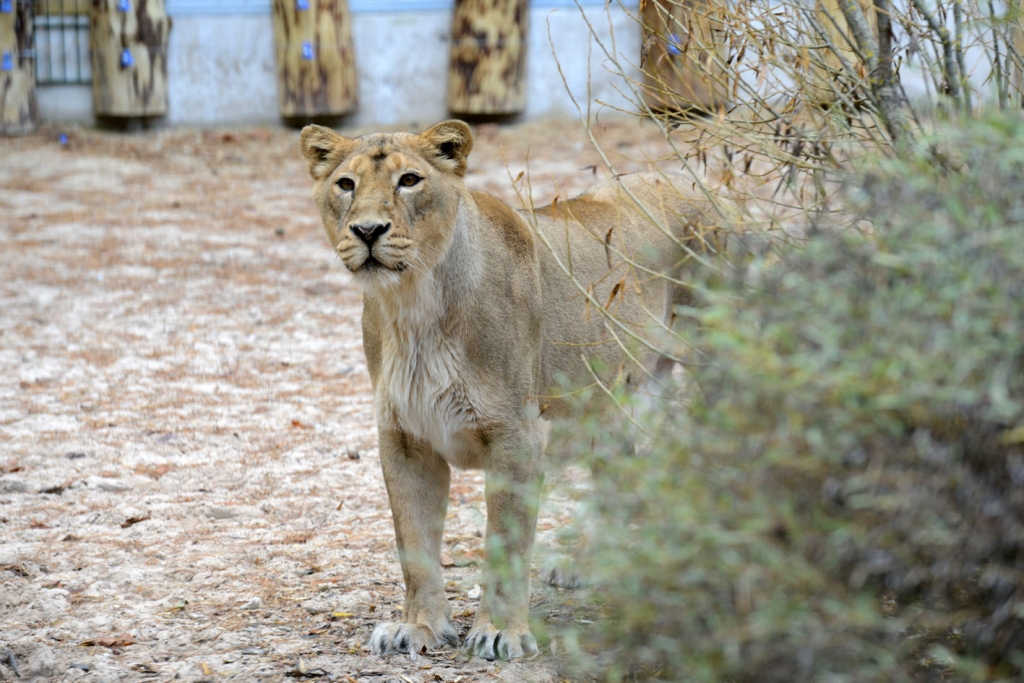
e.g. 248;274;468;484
811;0;877;105
90;0;170;117
447;0;528;116
640;0;729;114
272;0;357;119
1;0;37;136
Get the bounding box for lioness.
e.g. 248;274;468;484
300;120;718;660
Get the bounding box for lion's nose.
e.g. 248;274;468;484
349;222;391;246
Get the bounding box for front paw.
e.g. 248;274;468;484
464;624;539;661
370;620;459;655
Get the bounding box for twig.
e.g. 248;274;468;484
953;0;972;110
6;650;21;678
908;0;963;109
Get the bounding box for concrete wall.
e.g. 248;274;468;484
36;3;642;128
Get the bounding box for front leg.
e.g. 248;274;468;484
465;420;545;660
370;428;459;655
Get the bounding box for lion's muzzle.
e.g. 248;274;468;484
349;221;391;247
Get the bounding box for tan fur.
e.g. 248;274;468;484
299;120;720;660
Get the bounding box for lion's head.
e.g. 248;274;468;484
300;120;474;290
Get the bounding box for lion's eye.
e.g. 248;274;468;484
337;177;355;192
398;173;422;188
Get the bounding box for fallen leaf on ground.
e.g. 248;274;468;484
134;463;171;479
0;564;31;577
41;479;76;494
452;548;485;567
81;634;136;648
120;514;151;528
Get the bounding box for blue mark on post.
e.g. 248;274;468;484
1;52;13;72
118;0;131;11
120;48;134;68
0;0;12;14
296;0;309;9
301;41;314;61
667;34;682;56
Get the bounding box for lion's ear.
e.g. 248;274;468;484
300;125;355;181
420;120;474;176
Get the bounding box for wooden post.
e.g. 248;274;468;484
272;0;357;120
640;0;729;115
811;0;877;105
1;0;38;136
447;0;528;117
90;0;170;117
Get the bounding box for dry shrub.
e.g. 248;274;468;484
538;2;1024;678
555;115;1024;682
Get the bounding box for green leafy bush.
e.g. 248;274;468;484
565;116;1024;682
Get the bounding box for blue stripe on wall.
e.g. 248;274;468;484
165;1;637;16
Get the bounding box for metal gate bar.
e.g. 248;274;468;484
34;0;90;85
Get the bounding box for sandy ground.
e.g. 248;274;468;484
0;116;683;682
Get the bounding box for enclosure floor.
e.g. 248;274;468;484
0;117;679;683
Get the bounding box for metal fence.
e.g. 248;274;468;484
34;0;90;85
